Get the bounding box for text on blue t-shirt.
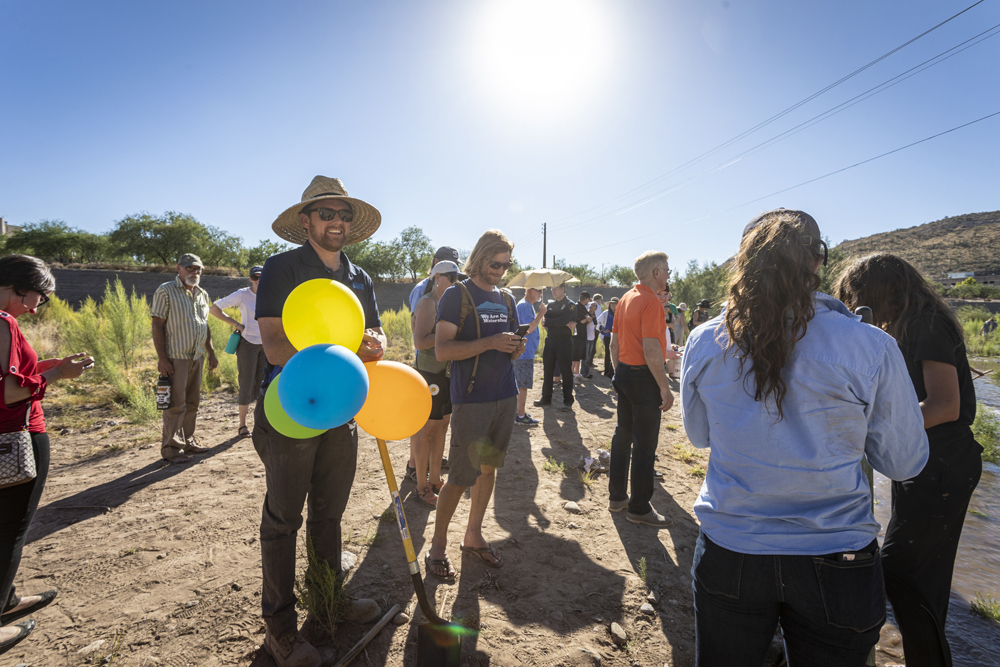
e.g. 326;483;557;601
437;280;519;404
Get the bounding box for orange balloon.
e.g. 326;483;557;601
355;361;432;441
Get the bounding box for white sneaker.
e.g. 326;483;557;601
574;374;584;380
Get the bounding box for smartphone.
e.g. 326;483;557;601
516;324;530;337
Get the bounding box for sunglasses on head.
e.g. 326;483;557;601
304;207;354;223
490;260;514;271
802;236;829;266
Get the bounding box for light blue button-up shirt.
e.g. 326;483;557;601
681;293;928;555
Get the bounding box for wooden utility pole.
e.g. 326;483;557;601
542;223;547;268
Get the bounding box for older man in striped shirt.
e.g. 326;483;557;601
151;253;219;463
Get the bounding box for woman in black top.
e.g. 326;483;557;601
837;253;982;667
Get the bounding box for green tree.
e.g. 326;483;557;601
5;220;80;263
246;240;292;268
74;231;118;263
109;212;208;265
605;264;635;287
199;224;246;268
398;226;434;281
817;241;848;295
553;258;601;286
671;260;730;314
348;238;406;283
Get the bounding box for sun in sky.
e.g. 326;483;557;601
467;0;615;122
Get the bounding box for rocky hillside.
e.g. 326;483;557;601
837;210;1000;280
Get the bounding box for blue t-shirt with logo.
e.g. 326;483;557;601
516;299;539;360
437;280;520;404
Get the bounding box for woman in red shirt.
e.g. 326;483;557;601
0;255;93;655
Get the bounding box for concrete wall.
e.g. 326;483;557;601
49;267;635;313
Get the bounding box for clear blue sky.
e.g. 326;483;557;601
2;0;997;275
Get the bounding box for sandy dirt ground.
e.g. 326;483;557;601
7;369;907;666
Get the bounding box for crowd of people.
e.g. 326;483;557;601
0;176;988;667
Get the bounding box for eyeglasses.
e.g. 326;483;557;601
18;290;50;307
489;260;514;271
305;207;354;223
183;265;203;273
250;275;260;281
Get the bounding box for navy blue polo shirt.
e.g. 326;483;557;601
255;242;381;328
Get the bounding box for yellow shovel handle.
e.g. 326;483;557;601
375;438;417;567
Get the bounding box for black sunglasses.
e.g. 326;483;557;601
19;290;50;307
305;207;354;223
250;275;260;281
490;260;514;271
803;236;829;266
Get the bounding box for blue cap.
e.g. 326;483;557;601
250;265;264;276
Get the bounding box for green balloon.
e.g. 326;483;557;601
264;374;325;439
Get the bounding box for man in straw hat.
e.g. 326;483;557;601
425;229;525;579
252;176;386;667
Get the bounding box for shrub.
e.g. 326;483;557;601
380;307;414;363
204;308;240;392
972;404;1000;465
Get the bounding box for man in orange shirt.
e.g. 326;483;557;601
608;251;679;527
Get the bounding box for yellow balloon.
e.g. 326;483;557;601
282;279;365;352
355;361;432;441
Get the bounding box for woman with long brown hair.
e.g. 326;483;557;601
681;209;928;666
836;253;982;667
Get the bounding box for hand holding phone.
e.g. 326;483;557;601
516;324;530;337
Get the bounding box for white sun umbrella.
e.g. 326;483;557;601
506;268;581;289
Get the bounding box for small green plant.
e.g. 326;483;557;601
119;547;142;557
971;592;1000;622
636;556;648;583
673;443;699;464
691;466;706;478
579;469;597;489
97;628;126;665
972;403;1000;464
295;539;350;640
664;423;679;431
543;456;565;474
969;509;991;518
184;510;192;516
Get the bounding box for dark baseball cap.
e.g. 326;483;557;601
434;246;459;262
743;208;821;241
249;265;264;276
742;208;825;260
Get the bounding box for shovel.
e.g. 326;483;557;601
374;437;474;667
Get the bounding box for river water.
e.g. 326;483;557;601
872;358;1000;665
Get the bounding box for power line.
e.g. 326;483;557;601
545;0;987;231
551;21;1000;233
559;110;1000;257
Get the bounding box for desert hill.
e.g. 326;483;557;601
836;210;1000;280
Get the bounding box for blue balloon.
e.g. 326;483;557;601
278;344;370;430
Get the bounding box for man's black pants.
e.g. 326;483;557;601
540;335;574;405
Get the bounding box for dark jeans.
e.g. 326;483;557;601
882;432;982;667
1;432;50;614
602;337;612;376
252;395;358;636
581;339;596;376
608;363;661;515
541;335;574;405
693;532;885;667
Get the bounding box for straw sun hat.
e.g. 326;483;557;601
271;176;381;246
